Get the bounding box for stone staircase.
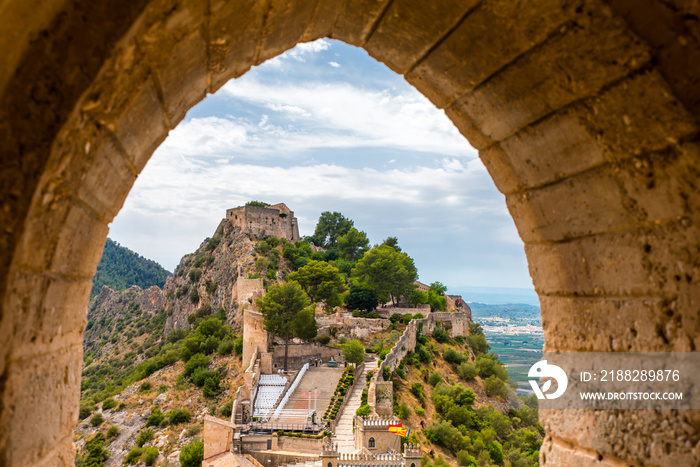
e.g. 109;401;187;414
273;366;344;423
333;358;378;453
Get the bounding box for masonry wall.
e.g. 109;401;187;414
270;343;343;371
234;277;264;305
227;205;299;242
202;415;234;459
242;310;268;371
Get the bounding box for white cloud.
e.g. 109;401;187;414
329;61;341;68
215;77;475;158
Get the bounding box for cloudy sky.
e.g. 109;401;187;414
108;39;534;291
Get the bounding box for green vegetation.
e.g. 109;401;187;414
323;366;355;421
91;238;171;298
179;439;204;467
336;227;370;261
136;428;154;447
245;200;271;207
90;413;104;427
141;446;159;466
257;281;316;371
342;339;366;365
344;285;378;313
311;211;354;248
287;260;346;309
81;433;109;467
351;244;418;306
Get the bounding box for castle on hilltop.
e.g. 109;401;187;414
226;202;300;242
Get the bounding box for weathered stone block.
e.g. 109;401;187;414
538;295;674;352
452;7;651;142
49;202;109;279
150;30;208;126
256;0;319;66
331;0;392;47
114;75;169;172
77;132;137;222
507;170;632;243
406;0;585;109
365;0;478;74
4;347;81;465
208;0;267;92
541;409;700;466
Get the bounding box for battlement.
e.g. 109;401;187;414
355;415;402;430
403;443;421;458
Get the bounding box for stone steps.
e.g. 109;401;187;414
332;358;378;453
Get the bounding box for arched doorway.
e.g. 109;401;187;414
1;1;698;465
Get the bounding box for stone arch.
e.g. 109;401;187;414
1;1;699;466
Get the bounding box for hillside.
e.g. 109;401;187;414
91;238;172;298
355;321;543;467
79;208;542;466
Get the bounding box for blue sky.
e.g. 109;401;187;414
108;39;534;290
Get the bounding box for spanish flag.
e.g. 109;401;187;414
388;424;410;438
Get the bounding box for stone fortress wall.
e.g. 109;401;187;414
226;203;300;242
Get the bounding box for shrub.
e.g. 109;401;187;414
101;398;117;411
179;439;204;467
432;326;450;343
205;237;221;251
140;381;152;392
184;353;209;377
458;362;478;381
425;421;467;452
89;413;104;427
125;447;143;465
483;375;509;398
189;288;199;303
167;408;191;425
414;407;426;416
136;428;154;447
188;268;202;283
219;401;233;418
467;333;489;355
141;446;159;466
444;348;466;365
316;334;331;345
186;424;202;437
146;407;165;427
217;339;234;355
234;337;243;355
355;404;371;417
79;401;95;420
83;433;109;465
428;372;442;387
106;425;120;438
397;403;411;420
410;383;425;402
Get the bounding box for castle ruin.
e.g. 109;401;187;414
227;203;300;242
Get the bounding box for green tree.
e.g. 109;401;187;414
257;282;313;371
312;211;354;248
179;439;203;467
342;339;365;365
427;281;447;311
336;228;370;261
351;244;418;306
287;260;346;309
344;284;378;313
382;236;401;252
